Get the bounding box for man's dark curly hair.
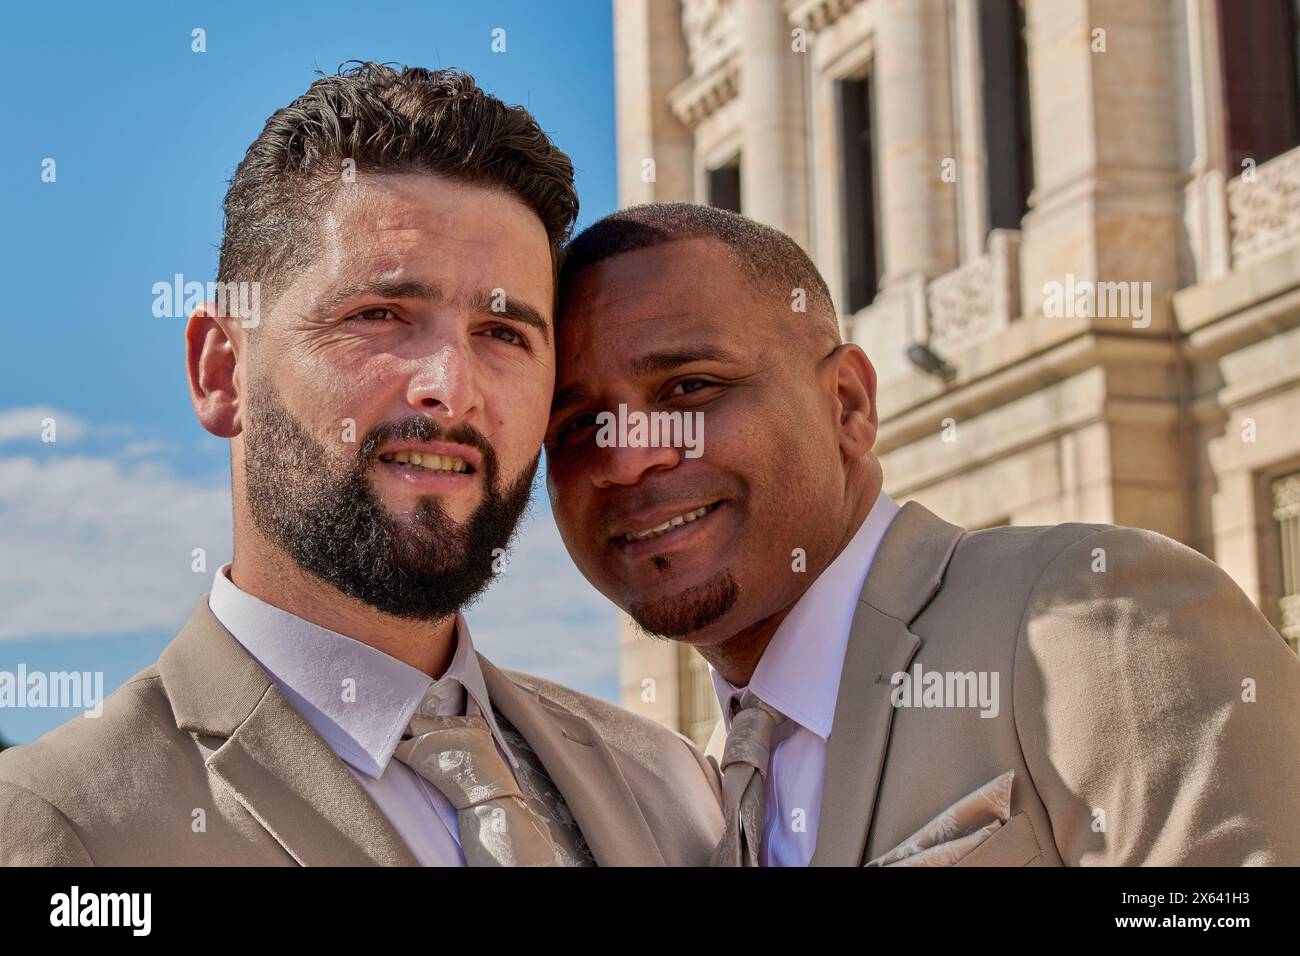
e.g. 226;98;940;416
217;61;579;306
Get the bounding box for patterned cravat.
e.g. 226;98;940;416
711;691;786;867
393;691;566;867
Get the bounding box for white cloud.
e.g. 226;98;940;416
0;454;233;639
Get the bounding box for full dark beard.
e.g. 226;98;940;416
242;376;537;621
627;569;740;639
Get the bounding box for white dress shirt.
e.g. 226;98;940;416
207;563;517;866
710;491;901;866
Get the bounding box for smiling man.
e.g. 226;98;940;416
0;66;721;867
546;202;1300;867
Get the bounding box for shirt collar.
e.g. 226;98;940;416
207;563;517;777
710;491;901;741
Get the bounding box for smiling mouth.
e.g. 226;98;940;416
620;503;720;542
378;450;474;474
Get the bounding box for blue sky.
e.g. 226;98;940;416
0;1;621;744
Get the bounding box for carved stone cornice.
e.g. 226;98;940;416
668;50;741;129
785;0;863;33
681;0;739;74
1273;471;1300;522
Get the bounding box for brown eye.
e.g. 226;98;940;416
351;307;396;322
486;326;525;347
665;379;713;398
552;411;600;446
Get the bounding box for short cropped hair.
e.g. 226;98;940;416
558;203;839;343
217;62;579;305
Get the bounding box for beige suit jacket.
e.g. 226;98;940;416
0;598;723;866
707;501;1300;865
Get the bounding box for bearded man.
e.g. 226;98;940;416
0;65;721;867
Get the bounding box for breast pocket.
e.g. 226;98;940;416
955;812;1044;867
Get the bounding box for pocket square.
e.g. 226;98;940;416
865;769;1015;867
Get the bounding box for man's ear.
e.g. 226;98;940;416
828;343;878;458
185;302;242;438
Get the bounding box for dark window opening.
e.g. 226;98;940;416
1218;0;1300;172
979;0;1035;231
707;162;741;213
837;72;882;314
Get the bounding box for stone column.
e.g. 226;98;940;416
1018;0;1192;543
614;0;694;206
737;0;809;247
1181;0;1231;282
1018;0;1184;327
874;0;959;284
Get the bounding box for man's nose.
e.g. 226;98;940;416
590;440;682;488
405;340;484;420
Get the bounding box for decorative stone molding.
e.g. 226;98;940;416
681;0;739;74
667;51;740;128
1228;146;1300;268
924;229;1021;356
785;0;863;33
927;257;994;355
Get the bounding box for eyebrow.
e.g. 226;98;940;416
628;345;737;377
466;289;551;347
313;278;551;346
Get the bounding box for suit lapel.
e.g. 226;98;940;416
206;690;418;866
810;501;964;866
159;598;417;866
810;607;919;865
479;656;666;866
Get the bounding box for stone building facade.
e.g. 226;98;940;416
612;0;1300;744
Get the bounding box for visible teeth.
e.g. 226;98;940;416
379;451;469;473
624;506;711;542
